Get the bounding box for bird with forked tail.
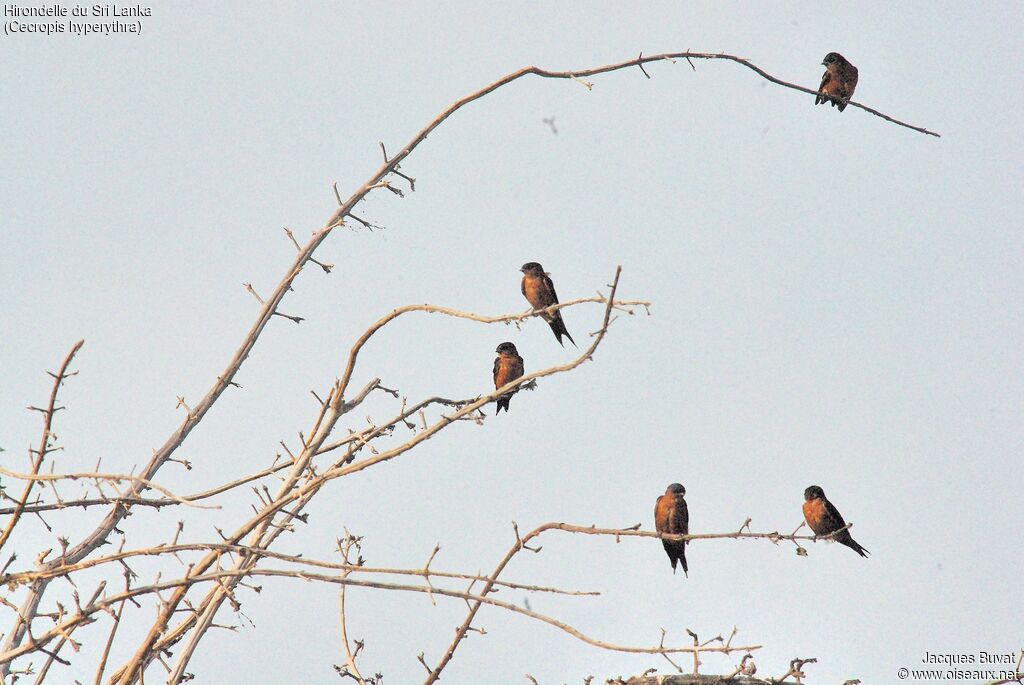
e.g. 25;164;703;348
802;485;869;557
520;262;576;347
492;342;524;414
654;483;689;576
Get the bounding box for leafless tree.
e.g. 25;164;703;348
0;51;941;685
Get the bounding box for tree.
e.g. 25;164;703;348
0;51;942;685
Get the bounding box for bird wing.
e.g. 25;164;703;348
822;498;848;532
841;64;858;104
674;497;689;539
510;355;525;381
492;356;501;387
844;63;859;91
815;69;832;104
542;273;560;306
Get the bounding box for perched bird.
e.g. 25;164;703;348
520;262;576;347
802;485;869;557
815;52;859;112
654;483;689;576
492;342;524;414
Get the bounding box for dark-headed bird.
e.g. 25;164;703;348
492;342;524;414
654;483;689;576
520;262;576;347
815;52;859;112
802;485;869;557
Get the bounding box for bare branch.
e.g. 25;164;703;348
336;536;367;685
0;469;219;511
1;567;761;670
0;340;84;555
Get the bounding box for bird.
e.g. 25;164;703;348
654;483;689;576
815;52;859;112
520;262;576;347
492;342;524;414
802;485;869;557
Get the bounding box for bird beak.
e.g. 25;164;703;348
519;267;526;273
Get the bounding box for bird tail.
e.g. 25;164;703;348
548;314;576;348
842;535;869;557
495;395;511;414
815;93;826;105
837;99;848;112
665;543;688;577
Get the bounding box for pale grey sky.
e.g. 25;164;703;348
2;2;1022;683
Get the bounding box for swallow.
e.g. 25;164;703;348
815;52;858;112
520;262;576;347
802;485;869;557
492;342;524;414
654;483;689;576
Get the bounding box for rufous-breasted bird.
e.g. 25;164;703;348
802;485;869;557
493;342;524;414
655;483;689;576
520;262;576;347
815;52;858;112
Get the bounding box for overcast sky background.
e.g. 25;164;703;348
2;2;1022;683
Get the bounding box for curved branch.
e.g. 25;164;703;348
333;294;648;407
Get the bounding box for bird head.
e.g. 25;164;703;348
804;485;825;501
666;483;686;497
520;262;545;276
821;52;844;67
495;342;518;355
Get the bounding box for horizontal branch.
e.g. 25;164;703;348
0;567;759;667
0;543;597;598
532;521;853;545
0;469;217;510
0;518;849;589
625;675;771;684
0;496;174;516
379;296;649;326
